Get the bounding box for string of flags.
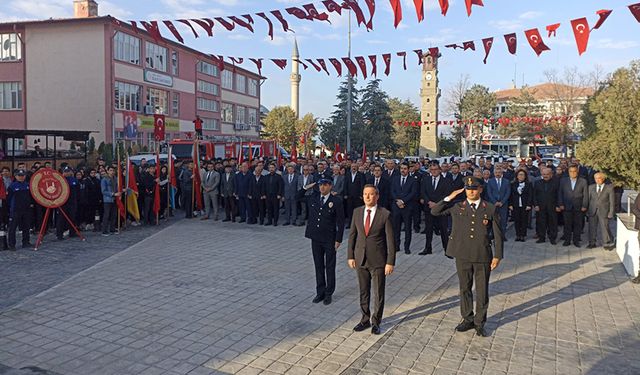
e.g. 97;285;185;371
186;3;640;77
395;116;576;127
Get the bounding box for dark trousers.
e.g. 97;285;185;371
311;240;336;297
8;211;31;247
182;189;193;218
143;196;155;225
412;201;422;230
223;196;236;221
424;211;448;250
455;258;491;327
346;196;363;226
56;205;77;238
588;214;614;245
357;265;386;326
237;196;251;221
392;207;412;251
513;206;529;238
102;202;116;234
536;207;558;241
563;209;584;243
496;206;509;239
250;198;266;224
266;196;280;224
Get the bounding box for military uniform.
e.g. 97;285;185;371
298;179;345;304
7;170;33;250
431;177;504;333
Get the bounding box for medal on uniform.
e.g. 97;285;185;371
483;214;489;226
328;202;333;208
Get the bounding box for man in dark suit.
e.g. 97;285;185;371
248;163;266;225
348;184;396;335
390;163;418;254
486;167;511;240
234;162;253;223
220;165;236;222
419;163;451;255
367;165;389;209
383;159;398;181
298;179;345;305
587;172;615;249
432;177;504;337
264;163;283;226
533;168;560;244
447;163;465;193
409;163;424;233
282;164;299;226
344;163;365;228
558;165;589;247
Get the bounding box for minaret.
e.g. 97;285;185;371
290;39;301;118
419;53;440;157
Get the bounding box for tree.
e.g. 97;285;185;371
318;77;362;153
498;87;546;151
460;84;496;152
389;97;420;156
297;113;318;155
360;79;396;157
577;60;640;189
262;106;299;150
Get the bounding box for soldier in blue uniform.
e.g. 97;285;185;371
7;169;34;250
56;167;79;240
298;178;345;305
432;176;504;337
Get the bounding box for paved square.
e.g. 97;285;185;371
0;220;639;375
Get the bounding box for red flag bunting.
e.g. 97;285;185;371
214;17;235;31
130;21;139;34
629;3;640;22
177;19;199;38
593;9;612;30
303;4;330;22
355;56;368;79
317;59;330;75
343;1;367;27
141;21;162;42
368;55;377;77
271;59;288;70
397;51;407;70
271;10;291;32
322;0;343;15
191;18;214;36
504;33;517;55
438;0;449;16
249;58;263;76
306;59;322;72
463;41;476;51
465;0;483;17
382;53;392;76
286;6;312;20
211;55;224;72
413;0;424;23
570;17;590;56
524;28;550;56
162;21;183;43
229;16;254;32
294;59;309;70
256;12;274;39
342;57;358;76
482;37;493;64
546;23;561;37
413;49;423;64
329;58;343;76
389;0;403;28
428;47;440;58
445;43;462;49
364;0;375;29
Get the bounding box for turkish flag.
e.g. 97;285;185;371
317;59;330;75
413;0;424;23
482;37;493;64
153;114;165;141
593;9;612;30
162;21;184;43
438;0;449;16
397;51;407;70
271;59;287;70
153;152;161;215
363;0;375;29
362;143;367;163
389;0;403;28
291;143;298;162
342;57;359;77
629;3;640;23
463;41;476;51
177;20;199;38
255;12;274;39
428;47;440;58
546;23;561;37
368;55;377;77
465;0;483;17
571;18;590;56
355;56;368;79
329;58;343;76
382;53;392;76
524;28;550;56
141;21;163;42
504;33;517;55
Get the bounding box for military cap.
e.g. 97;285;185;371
464;176;484;190
15;169;27;176
317;178;333;185
63;166;74;173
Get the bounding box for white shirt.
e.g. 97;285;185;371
374;177;380;187
467;198;481;209
431;175;440;189
320;194;330;205
351;172;357;182
363;205;377;227
571;179;577;190
597;184;603;193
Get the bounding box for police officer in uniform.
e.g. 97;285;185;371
431;177;504;337
7;169;33;250
56;167;79;240
298;178;345;305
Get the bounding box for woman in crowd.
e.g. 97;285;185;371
509;169;533;242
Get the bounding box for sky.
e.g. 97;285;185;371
2;0;639;122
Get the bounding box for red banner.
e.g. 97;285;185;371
153;114;165;141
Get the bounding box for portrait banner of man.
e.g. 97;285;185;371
123;111;138;140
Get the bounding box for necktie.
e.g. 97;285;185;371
365;209;371;236
206;171;211;182
497;179;501;190
375;178;379;187
401;177;405;187
432;177;436;189
321;196;326;205
471;202;477;212
289;175;293;184
598;185;602;194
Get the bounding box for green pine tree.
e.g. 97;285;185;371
360;80;397;158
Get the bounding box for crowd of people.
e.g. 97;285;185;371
0;152;624;255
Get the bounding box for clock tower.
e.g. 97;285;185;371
419;53;440;157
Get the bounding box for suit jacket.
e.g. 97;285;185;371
432;199;504;262
220;172;235;198
348;205;396;267
390;174;418;208
282;173;299;199
509;181;533;208
587;184;615;218
533;178;559;210
486;177;511;206
558;177;589;211
382;168;398;181
264;172;284;197
448;173;465;192
631;194;640;230
367;175;390;209
298;189;345;243
345;171;366;199
297;174;315;197
331;174;345;196
201;170;220;193
421;175;451;206
249;173;266;198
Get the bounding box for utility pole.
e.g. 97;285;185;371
346;8;352;154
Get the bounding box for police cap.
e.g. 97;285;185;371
317;178;333;185
15;169;27;176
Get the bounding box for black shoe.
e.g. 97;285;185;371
550;239;557;245
22;242;32;248
264;221;272;226
7;246;16;251
222;219;230;222
474;326;488;337
371;325;381;335
418;248;432;255
238;219;246;223
574;242;581;248
404;249;411;254
536;238;545;243
353;322;371;332
434;230;441;235
323;295;332;305
503;237;508;242
273;222;278;226
586;243;597;249
563;241;571;246
414;227;420;233
631;273;640;284
445;254;454;259
455;320;475;332
421;229;428;234
312;295;324;304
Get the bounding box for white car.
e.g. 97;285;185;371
128;154;175;166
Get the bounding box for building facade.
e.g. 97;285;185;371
0;1;262;154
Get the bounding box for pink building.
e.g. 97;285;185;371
0;0;262;153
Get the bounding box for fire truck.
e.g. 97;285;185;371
168;139;279;161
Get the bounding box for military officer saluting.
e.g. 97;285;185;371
298;178;345;305
431;176;503;337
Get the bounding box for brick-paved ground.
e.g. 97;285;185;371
0;216;639;375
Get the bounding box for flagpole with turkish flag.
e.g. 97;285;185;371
153;147;161;224
168;145;176;213
116;146;126;231
192;140;203;214
154;114;166;142
362;142;367;163
126;156;141;222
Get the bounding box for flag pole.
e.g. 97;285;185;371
117;143;121;234
156;143;160;226
167;145;172;219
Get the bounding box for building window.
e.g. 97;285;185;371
202;117;219;131
236;105;246;126
197;61;218;77
221;70;233;90
0;33;21;62
171;51;178;75
248;79;258;97
197;80;218;95
145;41;167;72
146;87;168;114
114;32;140;65
248;108;257;127
0;82;22;110
235;74;246;94
221;103;233;122
114;81;141;112
197;97;218;112
172;92;179;117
